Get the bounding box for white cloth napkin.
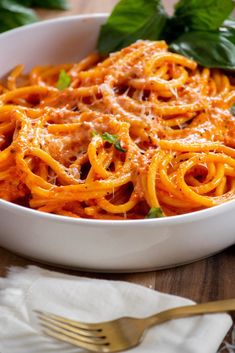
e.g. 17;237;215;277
0;266;232;353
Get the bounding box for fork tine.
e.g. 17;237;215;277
40;319;109;345
37;312;105;339
43;328;110;353
35;310;102;330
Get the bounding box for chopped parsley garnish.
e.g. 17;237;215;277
102;132;126;153
56;70;71;90
146;207;164;219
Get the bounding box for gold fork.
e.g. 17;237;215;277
36;299;235;352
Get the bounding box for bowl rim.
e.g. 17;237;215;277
0;13;235;226
0;13;108;40
0;193;234;227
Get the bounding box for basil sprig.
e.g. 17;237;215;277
0;0;68;33
98;0;167;55
97;0;235;71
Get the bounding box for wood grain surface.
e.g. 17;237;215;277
0;0;235;331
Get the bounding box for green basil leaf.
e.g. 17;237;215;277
56;70;71;90
114;140;126;153
220;19;235;45
170;31;235;70
102;132;117;144
97;0;167;55
102;132;126;152
223;19;235;30
174;0;234;31
18;0;69;10
146;207;164;219
0;0;38;32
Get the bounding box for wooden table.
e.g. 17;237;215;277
0;0;235;330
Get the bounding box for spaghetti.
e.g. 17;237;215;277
0;40;234;219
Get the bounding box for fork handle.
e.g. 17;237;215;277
145;299;235;327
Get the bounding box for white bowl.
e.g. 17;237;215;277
0;14;234;272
